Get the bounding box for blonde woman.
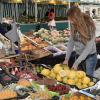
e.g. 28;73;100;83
63;7;97;76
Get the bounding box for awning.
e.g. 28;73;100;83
67;0;80;2
1;0;22;3
1;0;80;4
32;0;80;5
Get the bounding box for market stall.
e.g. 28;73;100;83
20;21;69;33
0;23;99;99
0;58;99;100
0;1;100;100
0;36;99;100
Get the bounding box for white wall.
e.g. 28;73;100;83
80;0;100;3
80;4;100;17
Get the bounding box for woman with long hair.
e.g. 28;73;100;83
63;7;97;76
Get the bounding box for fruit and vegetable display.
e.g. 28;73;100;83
20;28;70;58
20;36;52;60
0;51;99;100
30;36;49;48
80;80;100;99
48;84;70;95
40;64;95;89
29;90;52;100
0;60;99;100
61;92;93;100
18;79;70;99
17;79;32;87
20;37;38;51
36;65;44;73
32;28;70;45
0;78;70;100
0;79;30;99
0;62;36;81
0;23;99;100
0;62;69;99
22;32;49;48
0;89;17;100
20;48;52;61
0;77;95;100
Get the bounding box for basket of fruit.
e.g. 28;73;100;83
79;81;100;99
39;64;99;90
61;92;94;100
48;84;70;95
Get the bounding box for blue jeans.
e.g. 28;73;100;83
69;52;97;76
86;53;97;76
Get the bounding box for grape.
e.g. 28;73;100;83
48;84;70;95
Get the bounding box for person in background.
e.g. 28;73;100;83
22;10;27;16
92;9;96;19
2;18;20;46
0;19;12;36
48;8;56;31
85;11;90;16
45;9;50;21
96;36;100;55
0;18;20;48
63;7;97;76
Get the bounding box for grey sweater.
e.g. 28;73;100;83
65;32;96;67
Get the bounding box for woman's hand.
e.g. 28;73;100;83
63;59;68;65
71;65;78;70
95;37;100;43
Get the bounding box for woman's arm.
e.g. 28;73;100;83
65;35;74;61
73;36;96;67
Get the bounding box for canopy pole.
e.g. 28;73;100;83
26;0;28;15
12;3;16;21
15;3;19;21
68;0;71;30
0;2;3;21
35;2;38;22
